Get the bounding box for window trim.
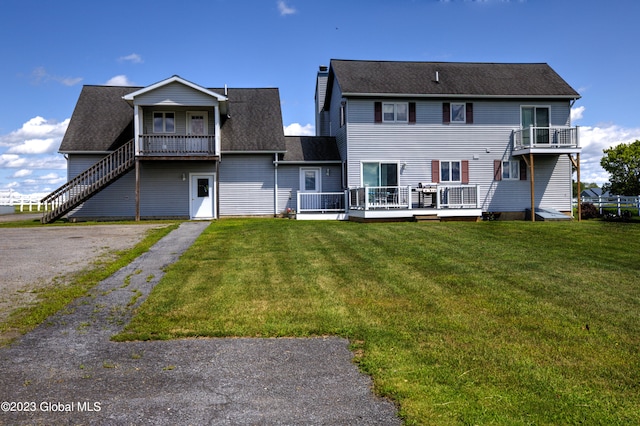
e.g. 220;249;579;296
450;103;466;123
440;160;462;183
382;102;409;123
153;111;176;134
502;160;520;181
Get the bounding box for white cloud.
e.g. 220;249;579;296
0;116;68;151
105;75;134;86
0;154;66;170
12;169;33;178
570;106;585;122
278;0;296;16
283;123;314;136
576;124;640;184
118;53;143;64
31;67;82;86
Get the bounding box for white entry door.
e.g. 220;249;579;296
190;174;215;219
187;111;208;152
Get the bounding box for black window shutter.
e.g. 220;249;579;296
466;103;473;124
520;159;527;180
442;103;450;124
409;102;416;123
374;102;382;123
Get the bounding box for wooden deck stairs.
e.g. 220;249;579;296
41;139;135;223
413;214;440;222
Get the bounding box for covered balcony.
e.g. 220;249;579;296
513;127;580;155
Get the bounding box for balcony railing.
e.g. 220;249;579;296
513;127;579;151
139;135;216;156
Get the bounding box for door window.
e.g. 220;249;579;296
300;168;321;192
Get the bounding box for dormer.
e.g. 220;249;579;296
123;75;228;157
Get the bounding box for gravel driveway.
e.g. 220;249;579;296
0;220;400;424
0;220;165;325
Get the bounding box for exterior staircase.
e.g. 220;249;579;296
41;139;135;223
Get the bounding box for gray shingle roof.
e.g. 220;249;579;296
328;59;580;100
60;85;286;153
282;136;340;162
60;86;140;152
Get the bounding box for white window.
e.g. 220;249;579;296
153;112;175;133
502;160;520;180
382;103;408;123
440;161;461;182
451;103;466;123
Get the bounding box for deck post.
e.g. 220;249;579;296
576;153;581;221
135;158;140;222
529;153;535;222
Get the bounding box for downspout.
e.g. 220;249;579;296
274;153;279;217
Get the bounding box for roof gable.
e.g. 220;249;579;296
328;59;581;100
60;84;285;153
122;75;227;102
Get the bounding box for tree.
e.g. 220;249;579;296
600;140;640;196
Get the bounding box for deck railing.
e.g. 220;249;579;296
297;192;346;212
513;127;579;150
437;184;480;209
348;184;480;210
349;186;412;210
139;135;216;155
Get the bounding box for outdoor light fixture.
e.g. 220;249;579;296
326;168;330;176
182;173;186;181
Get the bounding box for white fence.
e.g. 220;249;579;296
0;191;49;213
577;196;640;216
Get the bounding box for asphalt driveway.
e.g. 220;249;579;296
0;221;400;425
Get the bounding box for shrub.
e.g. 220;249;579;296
581;202;599;219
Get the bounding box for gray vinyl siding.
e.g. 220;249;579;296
67;155;215;218
276;164;343;212
135;82;219;106
67;155;136;218
339;98;573;212
219;155;275;216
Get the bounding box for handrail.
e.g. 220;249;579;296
41;139;135;223
513;126;579;150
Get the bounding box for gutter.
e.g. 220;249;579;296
341;93;582;100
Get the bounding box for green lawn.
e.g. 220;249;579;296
117;219;640;425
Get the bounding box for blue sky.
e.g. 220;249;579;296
1;0;639;195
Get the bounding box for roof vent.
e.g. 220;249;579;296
434;71;440;83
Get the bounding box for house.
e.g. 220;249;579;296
41;76;343;223
313;59;582;221
41;60;581;223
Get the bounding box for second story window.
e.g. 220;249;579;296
153;112;175;133
383;103;408;123
443;102;473;124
